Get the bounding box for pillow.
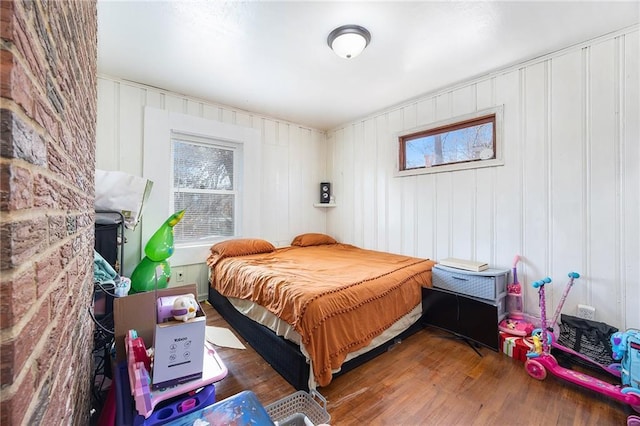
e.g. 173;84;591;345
209;238;276;257
291;233;337;247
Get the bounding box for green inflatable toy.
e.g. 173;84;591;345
130;257;171;292
130;210;185;293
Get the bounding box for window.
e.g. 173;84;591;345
143;107;261;267
171;135;239;244
397;107;503;176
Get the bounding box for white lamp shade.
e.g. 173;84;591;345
330;33;367;59
327;25;371;59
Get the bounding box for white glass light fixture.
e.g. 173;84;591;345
327;25;371;59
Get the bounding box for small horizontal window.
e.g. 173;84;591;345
397;107;503;176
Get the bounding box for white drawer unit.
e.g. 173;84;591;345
432;264;509;303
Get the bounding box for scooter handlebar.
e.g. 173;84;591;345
532;277;552;288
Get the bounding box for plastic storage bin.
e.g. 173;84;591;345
265;390;330;426
432;264;508;302
163;390;274;426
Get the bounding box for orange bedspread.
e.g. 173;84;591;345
208;243;435;386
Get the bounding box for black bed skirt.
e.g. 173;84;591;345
208;286;426;391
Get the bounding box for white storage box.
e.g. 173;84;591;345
152;300;206;388
433;264;508;302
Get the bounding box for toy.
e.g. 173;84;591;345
611;330;640;390
130;210;185;293
499;317;534;337
171;294;199;322
506;255;523;319
124;329;228;419
498;255;534;336
612;332;629;361
524;273;640;414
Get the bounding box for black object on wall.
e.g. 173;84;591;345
320;182;331;204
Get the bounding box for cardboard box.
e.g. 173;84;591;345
499;331;530;362
114;284;206;388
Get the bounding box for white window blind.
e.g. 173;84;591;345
171;135;238;244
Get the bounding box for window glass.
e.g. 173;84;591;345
404;117;495;169
397;107;503;176
171;137;238;244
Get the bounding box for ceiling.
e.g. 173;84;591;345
97;1;639;131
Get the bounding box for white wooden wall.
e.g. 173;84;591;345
325;28;639;330
96;79;328;299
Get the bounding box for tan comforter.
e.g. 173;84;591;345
208;243;435;386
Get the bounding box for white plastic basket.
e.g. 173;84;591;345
265;390;330;426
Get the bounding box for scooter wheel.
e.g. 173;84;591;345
525;359;547;380
627;415;640;426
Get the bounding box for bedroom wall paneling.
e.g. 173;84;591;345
622;32;639;330
96;77;327;299
325;26;639;330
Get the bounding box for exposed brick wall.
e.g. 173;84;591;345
1;1;97;425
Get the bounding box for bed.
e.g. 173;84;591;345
207;233;436;390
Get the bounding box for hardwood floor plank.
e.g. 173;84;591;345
203;301;633;425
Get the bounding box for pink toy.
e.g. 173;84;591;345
498;255;534;336
524;273;640;413
506;255;523;319
124;329;228;418
498;318;534;337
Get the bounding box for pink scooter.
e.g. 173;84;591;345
528;272;622;378
524;273;640;415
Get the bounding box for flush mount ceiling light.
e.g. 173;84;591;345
327;25;371;59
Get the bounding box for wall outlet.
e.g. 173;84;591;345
577;304;596;320
175;268;185;282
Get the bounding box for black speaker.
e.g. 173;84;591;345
320;182;331;204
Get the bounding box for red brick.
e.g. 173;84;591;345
0;163;34;211
1;0;98;422
0;301;49;386
33;95;60;142
0;363;36;426
15;3;48;95
0;217;48;270
0;267;36;329
48;279;69;324
0;1;14;41
33;172;61;209
0;109;48;165
0;50;35;118
35;250;63;297
47;214;66;245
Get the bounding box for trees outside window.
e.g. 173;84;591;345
397;107;503;176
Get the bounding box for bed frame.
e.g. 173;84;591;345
208;286;426;391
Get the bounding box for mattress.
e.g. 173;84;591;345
208;238;435;386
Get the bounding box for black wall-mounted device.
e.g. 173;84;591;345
320;182;331;204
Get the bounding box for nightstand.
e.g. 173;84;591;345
422;265;509;353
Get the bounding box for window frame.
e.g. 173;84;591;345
143;107;261;267
395;106;504;177
170;133;241;244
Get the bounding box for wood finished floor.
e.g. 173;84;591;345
203;301;633;425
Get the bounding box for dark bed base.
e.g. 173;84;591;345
208;286;425;391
